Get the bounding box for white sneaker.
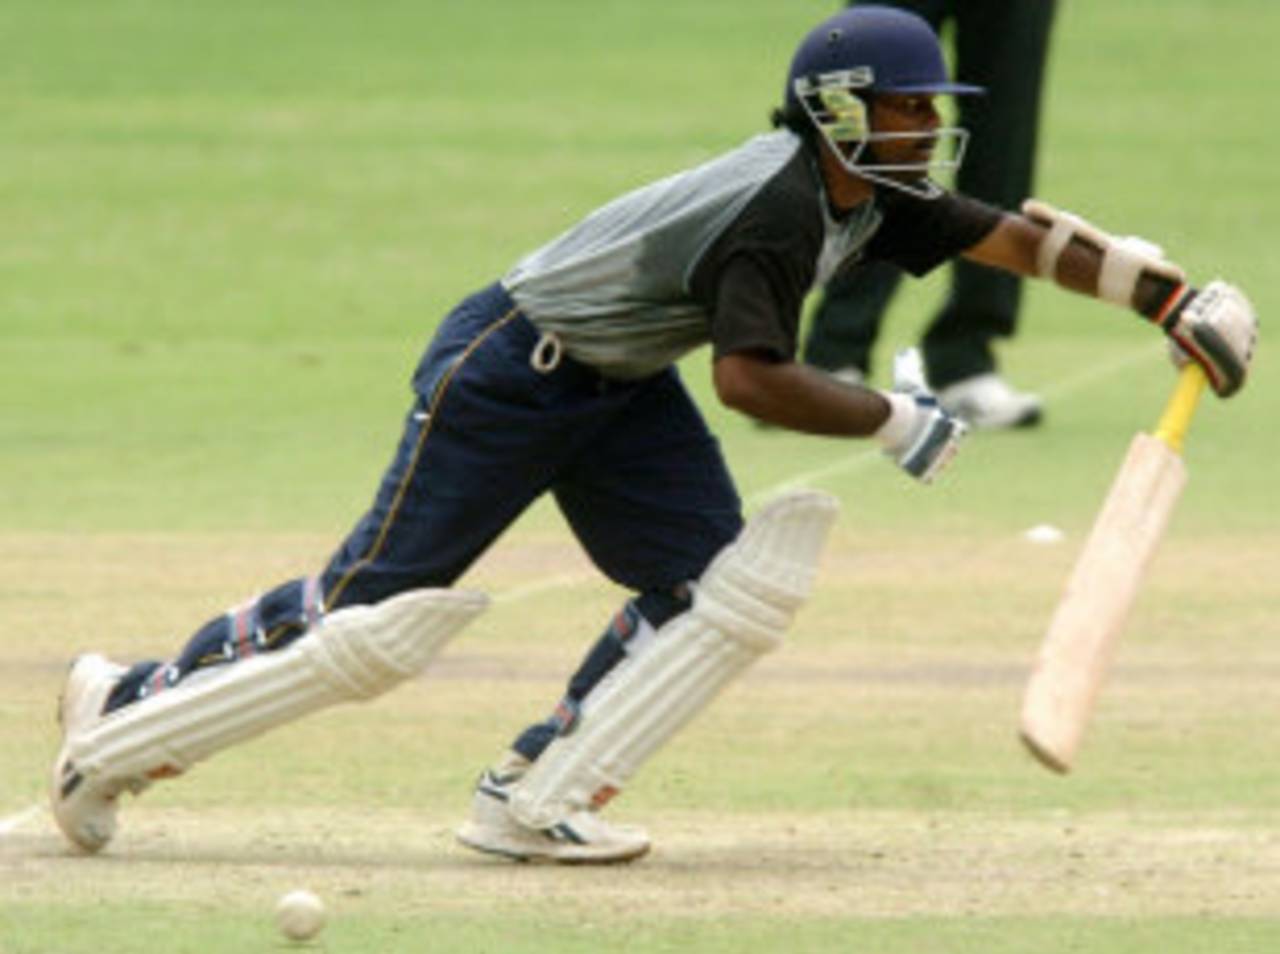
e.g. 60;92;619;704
938;373;1043;429
829;366;866;388
456;769;651;864
50;654;148;853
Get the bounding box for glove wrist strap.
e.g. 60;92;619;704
874;391;918;449
1149;283;1197;332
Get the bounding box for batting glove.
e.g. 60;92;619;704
875;349;967;484
1152;280;1258;397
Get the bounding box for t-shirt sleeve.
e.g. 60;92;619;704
864;189;1003;277
705;253;805;361
689;155;825;363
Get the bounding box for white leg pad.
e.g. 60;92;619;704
509;490;839;829
69;588;488;783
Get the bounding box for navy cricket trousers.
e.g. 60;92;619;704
108;283;743;708
322;282;743;605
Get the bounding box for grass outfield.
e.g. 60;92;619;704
2;1;1278;952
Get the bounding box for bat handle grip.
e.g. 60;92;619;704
1153;364;1207;454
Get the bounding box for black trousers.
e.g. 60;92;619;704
803;0;1057;388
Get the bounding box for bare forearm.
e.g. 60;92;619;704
961;203;1257;397
964;206;1184;313
712;353;890;436
964;213;1100;294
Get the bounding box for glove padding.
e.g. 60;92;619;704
1157;280;1257;397
876;349;967;483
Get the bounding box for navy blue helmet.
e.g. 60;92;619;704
784;6;984;196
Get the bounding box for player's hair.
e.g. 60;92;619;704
769;103;819;149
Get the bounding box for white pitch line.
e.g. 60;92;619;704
0;803;42;838
492;571;592;604
745;447;880;508
1039;342;1160;401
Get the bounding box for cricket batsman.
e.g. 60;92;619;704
51;6;1256;863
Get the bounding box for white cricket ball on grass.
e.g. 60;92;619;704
1023;523;1065;545
275;888;326;942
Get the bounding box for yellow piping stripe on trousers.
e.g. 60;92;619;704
323;306;522;611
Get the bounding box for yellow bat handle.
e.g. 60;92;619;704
1152;364;1208;454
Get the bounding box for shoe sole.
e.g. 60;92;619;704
455;825;650;865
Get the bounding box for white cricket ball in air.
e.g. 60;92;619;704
1023;523;1065;545
275;888;326;942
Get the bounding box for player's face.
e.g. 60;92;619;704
864;93;941;183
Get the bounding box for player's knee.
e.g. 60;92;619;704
303;588;487;699
692;493;838;652
633;585;692;630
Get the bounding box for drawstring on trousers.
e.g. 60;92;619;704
530;330;563;373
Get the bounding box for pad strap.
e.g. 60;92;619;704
1034;208;1084;280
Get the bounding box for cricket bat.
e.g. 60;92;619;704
1019;363;1208;773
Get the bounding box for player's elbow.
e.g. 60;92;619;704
713;353;771;415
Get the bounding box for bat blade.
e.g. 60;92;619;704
1019;431;1188;773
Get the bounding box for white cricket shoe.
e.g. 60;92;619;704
455;769;651;864
50;654;148;853
938;373;1043;430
